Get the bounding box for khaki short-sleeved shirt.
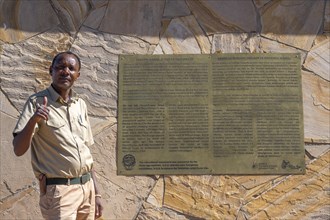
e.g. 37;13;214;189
13;86;94;178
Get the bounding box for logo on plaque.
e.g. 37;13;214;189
281;160;301;170
122;154;136;170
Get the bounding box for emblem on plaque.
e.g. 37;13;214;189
123;154;136;170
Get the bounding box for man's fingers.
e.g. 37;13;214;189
35;97;49;121
43;96;48;106
95;203;103;218
36;111;49;121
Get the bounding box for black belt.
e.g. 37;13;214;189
46;172;91;185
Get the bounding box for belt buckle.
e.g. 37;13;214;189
67;178;70;186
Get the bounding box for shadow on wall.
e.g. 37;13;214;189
0;0;328;44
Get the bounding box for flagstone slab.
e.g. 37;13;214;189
164;175;245;219
187;0;257;34
212;33;261;53
71;27;155;117
50;0;92;34
99;0;165;44
302;71;330;143
0;187;41;219
260;0;324;51
0;0;59;43
0;111;34;200
0;27;72;111
242;151;330;220
91;125;156;202
163;0;190;18
253;0;272;8
83;5;107;30
158;16;211;54
259;37;307;64
303;38;330;81
324;1;330;33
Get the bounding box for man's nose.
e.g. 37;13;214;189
62;67;70;75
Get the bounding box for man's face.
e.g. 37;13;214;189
50;54;80;91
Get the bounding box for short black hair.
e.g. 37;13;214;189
51;51;81;70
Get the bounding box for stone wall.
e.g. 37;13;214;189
0;0;329;219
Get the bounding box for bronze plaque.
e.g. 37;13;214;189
118;54;305;175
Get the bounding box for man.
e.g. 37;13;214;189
12;51;103;219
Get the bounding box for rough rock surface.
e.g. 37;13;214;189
0;0;329;219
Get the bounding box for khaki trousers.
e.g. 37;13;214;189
39;178;95;220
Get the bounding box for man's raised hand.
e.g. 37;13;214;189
35;96;49;122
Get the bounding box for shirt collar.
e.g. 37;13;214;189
47;85;79;104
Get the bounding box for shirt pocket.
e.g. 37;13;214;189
78;114;88;128
77;114;89;141
46;119;65;129
44;117;66;138
43;105;66;131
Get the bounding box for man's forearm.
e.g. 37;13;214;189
91;168;103;218
91;169;100;194
13;117;38;156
